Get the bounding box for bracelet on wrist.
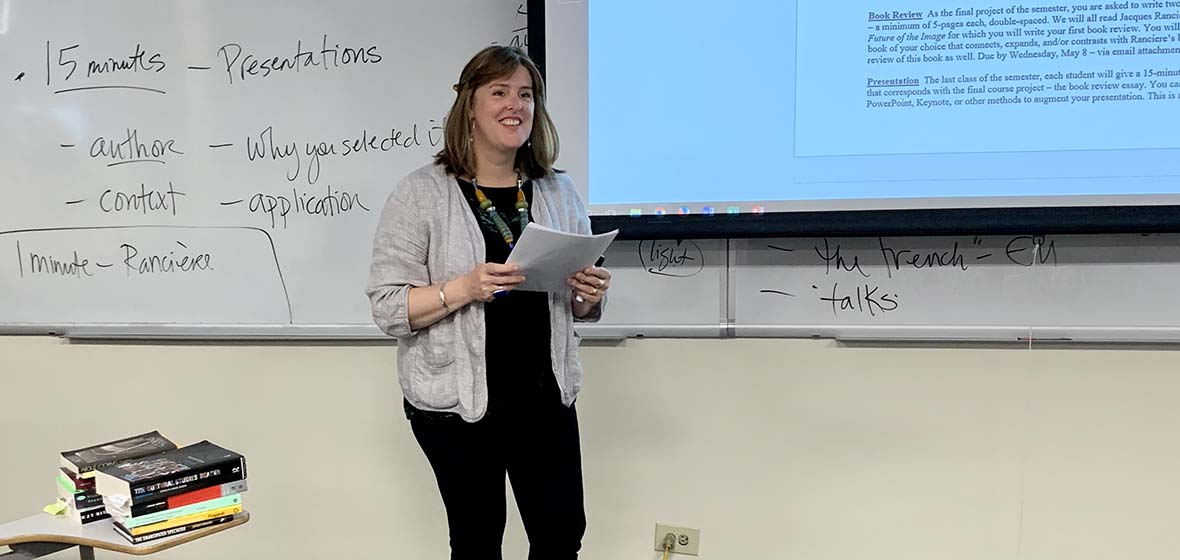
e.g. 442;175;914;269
438;283;452;313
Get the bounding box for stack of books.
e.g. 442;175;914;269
58;431;179;525
94;440;248;544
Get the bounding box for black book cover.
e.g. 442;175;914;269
60;431;177;475
96;441;246;503
121;467;247;512
65;490;103;510
73;506;111;525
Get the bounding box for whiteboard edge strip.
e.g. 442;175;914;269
58;325;389;340
732;325;1180;342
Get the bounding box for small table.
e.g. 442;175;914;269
0;512;249;559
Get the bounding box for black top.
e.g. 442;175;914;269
456;178;554;406
402;177;561;422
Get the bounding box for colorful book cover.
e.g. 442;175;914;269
112;513;237;544
119;494;242;529
120;503;242;536
105;479;249;518
57;469;95;492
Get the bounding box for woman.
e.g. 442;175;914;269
366;46;609;559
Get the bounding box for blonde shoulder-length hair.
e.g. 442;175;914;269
434;46;560;180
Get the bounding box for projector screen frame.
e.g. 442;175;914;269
528;1;1180;240
587;205;1180;241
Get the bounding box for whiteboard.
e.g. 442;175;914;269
732;234;1180;341
579;239;728;338
0;0;529;333
6;3;1180;343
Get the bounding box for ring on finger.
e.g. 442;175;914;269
597;279;605;288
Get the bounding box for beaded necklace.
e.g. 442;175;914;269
472;172;529;248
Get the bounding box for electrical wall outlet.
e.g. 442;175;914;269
654;523;700;556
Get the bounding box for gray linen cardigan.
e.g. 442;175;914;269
366;163;601;422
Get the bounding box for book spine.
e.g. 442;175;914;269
129;459;246;505
70;492;103;510
57;481;101;507
58;470;95;492
113;514;235;545
128;479;248;517
127;504;241;536
76;507;111;524
123;494;242;529
124;497;165;518
57;473;76;494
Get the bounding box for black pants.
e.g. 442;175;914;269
407;386;586;560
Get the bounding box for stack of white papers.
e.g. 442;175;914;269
507;223;618;293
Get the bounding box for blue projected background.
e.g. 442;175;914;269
585;1;1180;215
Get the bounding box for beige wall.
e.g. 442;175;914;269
2;336;1179;559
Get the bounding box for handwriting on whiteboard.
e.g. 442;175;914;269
760;236;1059;317
243;125;441;185
639;240;704;277
35;35;440;232
512;3;528;49
14;238;214;279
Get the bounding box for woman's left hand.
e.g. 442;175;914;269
569;266;611;305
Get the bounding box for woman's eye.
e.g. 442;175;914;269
521;92;532;99
492;90;505;97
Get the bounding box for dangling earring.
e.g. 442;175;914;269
468;120;474;144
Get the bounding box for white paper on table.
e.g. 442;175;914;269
506;223;618;293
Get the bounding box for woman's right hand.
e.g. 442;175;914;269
459;263;526;302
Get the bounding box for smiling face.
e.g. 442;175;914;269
469;65;535;165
